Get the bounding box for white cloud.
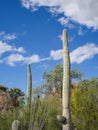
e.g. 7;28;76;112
17;47;25;53
50;49;63;60
37;64;48;70
1;40;98;66
78;27;87;36
50;43;98;64
3;33;17;40
78;27;84;36
21;0;98;29
58;17;74;29
70;43;98;63
0;41;25;55
58;17;69;26
68;35;75;42
0;31;17;40
4;53;49;66
5;54;25;66
4;53;40;66
0;41;50;66
58;35;62;41
25;54;40;64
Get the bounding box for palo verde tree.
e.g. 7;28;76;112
43;64;63;97
43;65;82;98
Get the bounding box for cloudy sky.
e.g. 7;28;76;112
0;0;98;93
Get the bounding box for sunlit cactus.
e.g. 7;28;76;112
62;29;71;130
26;64;32;110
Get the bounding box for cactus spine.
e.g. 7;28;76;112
12;120;21;130
62;29;71;130
27;64;32;110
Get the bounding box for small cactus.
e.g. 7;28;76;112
12;120;21;130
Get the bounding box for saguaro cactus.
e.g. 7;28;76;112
62;29;71;130
26;64;32;110
12;120;21;130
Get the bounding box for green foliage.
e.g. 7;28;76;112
0;64;98;130
43;64;82;98
43;64;63;97
40;95;62;130
0;76;98;130
0;108;21;130
9;88;24;108
0;84;8;91
70;68;83;81
23;95;62;130
71;78;98;130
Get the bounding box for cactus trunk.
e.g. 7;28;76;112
62;29;71;130
26;64;32;110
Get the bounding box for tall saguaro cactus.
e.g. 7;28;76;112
62;29;71;130
26;64;32;110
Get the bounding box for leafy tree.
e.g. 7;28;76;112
70;68;83;81
43;64;82;97
0;85;12;112
43;64;63;97
9;88;24;108
0;84;8;92
71;78;98;130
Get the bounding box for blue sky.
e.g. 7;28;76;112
0;0;98;93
